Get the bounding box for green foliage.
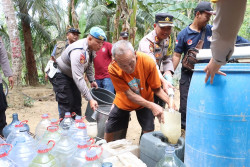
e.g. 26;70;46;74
23;96;34;107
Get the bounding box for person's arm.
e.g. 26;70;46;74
0;41;13;83
204;0;246;84
125;88;164;123
70;50;98;110
172;52;182;71
86;52;98;88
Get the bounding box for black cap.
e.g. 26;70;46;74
120;32;129;38
67;28;81;34
155;13;174;27
194;1;215;15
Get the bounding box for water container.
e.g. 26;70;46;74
35;114;51;141
185;63;250;167
8;137;37;167
0;143;17;167
0;137;6;144
38;126;61;147
140;131;185;167
102;162;113;167
3;113;29;138
86;88;115;122
29;140;58;167
87;122;98;138
66;138;95;167
68;115;84;136
156;145;186;167
51;131;77;167
59;112;75;131
6;121;35;148
71;122;90;142
82;145;103;167
96;105;112;139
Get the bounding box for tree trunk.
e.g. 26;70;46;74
112;0;121;43
107;16;111;42
69;0;79;29
129;0;137;46
19;2;39;86
2;0;23;86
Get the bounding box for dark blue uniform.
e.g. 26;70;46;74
175;24;212;129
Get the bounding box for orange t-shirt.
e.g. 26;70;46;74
108;51;161;111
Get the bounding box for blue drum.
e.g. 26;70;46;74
185;63;250;167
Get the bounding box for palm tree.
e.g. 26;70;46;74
2;0;23;86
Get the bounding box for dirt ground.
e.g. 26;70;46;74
5;85;180;145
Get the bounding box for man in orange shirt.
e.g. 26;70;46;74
104;40;172;142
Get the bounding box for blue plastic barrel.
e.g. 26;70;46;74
185;63;250;167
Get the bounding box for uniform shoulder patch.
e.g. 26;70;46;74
80;53;85;64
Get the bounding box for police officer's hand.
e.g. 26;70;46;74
91;81;98;88
150;102;164;123
8;76;14;89
204;58;226;84
45;73;48;81
90;99;98;111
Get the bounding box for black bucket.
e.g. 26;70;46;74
85;88;115;122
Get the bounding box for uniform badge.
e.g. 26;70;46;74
98;35;104;40
149;44;154;52
165;17;170;21
176;40;178;45
80;54;85;64
187;39;192;45
165;40;169;45
155;36;159;43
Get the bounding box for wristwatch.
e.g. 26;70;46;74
90;80;95;83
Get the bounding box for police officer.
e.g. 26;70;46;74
51;27;81;60
0;37;14;136
49;27;106;118
172;1;215;130
138;13;174;108
119;31;129;41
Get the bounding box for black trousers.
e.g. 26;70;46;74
49;73;82;118
154;94;166;108
179;69;193;130
0;83;7;135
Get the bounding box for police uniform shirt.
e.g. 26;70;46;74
56;38;95;101
175;24;213;62
211;0;247;65
138;30;174;77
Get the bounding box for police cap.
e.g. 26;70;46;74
155;13;174;27
90;27;107;41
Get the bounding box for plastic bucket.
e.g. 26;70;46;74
85;88;115;122
185;63;250;167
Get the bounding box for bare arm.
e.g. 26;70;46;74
172;52;182;71
125;89;164;123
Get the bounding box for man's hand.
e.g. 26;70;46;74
150;102;164;123
90;81;98;88
161;79;173;94
204;58;226;84
89;99;98;111
8;76;14;89
45;73;48;81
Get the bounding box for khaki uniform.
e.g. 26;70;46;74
49;38;95;118
211;0;247;65
138;30;174;78
57;38;95;101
